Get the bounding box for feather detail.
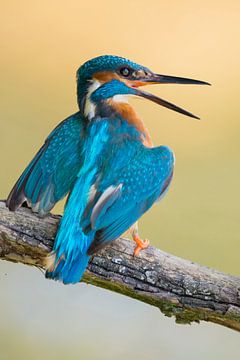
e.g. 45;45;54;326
6;112;84;215
107;100;153;147
45;119;111;284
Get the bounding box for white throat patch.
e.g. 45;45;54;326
112;94;129;103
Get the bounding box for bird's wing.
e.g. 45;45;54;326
87;145;174;254
6;112;85;215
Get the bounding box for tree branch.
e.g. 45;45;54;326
0;200;240;332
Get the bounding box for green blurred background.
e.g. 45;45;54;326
1;0;240;359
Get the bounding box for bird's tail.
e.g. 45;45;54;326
45;119;110;284
45;237;93;284
45;171;95;284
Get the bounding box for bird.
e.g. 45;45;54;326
6;56;207;219
41;55;209;284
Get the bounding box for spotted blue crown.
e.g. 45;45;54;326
77;55;148;81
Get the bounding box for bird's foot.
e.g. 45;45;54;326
132;234;150;256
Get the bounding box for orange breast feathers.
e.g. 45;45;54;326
93;71;153;147
108;100;153;148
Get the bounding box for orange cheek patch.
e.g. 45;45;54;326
93;71;120;83
93;72;151;88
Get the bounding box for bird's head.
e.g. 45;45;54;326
77;55;209;120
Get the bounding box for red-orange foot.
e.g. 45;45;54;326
132;234;150;256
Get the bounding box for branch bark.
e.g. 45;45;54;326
0;200;240;332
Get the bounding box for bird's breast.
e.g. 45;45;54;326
107;100;153;148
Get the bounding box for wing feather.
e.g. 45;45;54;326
87;145;174;254
6;112;84;215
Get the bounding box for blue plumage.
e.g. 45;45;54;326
7;112;85;215
7;54;207;284
88;140;174;253
46;117;174;283
46;119;111;283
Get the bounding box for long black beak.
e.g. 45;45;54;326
133;72;210;119
135;89;200;119
149;73;210;86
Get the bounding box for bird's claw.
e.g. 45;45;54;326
133;235;150;256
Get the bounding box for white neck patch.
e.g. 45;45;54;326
84;80;130;120
84;79;101;120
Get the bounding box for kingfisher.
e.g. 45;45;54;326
6;55;209;284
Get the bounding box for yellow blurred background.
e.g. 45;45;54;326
1;1;240;359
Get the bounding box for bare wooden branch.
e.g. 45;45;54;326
0;200;240;332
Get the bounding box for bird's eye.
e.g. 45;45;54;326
119;67;131;77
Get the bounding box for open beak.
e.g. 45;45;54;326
130;72;210;119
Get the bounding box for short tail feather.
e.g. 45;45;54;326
44;189;95;284
45;246;91;284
